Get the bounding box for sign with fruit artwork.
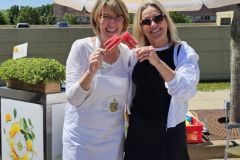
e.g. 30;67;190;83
13;43;28;59
1;98;44;160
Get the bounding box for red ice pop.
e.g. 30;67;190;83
103;34;119;47
103;35;121;51
121;31;138;49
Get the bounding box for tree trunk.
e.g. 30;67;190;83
230;4;240;123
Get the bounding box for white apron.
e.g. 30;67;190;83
63;71;129;160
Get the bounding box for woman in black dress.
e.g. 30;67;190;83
124;0;200;160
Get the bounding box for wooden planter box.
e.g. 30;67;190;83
6;79;61;93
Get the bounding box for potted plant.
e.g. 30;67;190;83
0;58;65;93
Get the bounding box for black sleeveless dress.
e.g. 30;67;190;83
124;46;190;160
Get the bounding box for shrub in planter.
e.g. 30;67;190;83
0;58;66;93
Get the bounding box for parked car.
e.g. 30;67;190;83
56;21;69;28
16;23;30;28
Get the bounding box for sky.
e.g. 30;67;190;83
0;0;53;10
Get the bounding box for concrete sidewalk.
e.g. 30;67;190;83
187;89;240;160
189;89;230;110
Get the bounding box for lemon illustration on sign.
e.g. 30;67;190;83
13;132;27;158
4;108;36;160
9;122;20;138
5;113;12;122
13;46;22;53
109;99;118;112
27;139;33;151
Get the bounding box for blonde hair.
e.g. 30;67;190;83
133;0;180;47
91;0;129;35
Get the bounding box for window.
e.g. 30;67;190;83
16;23;30;28
220;18;231;25
56;21;69;28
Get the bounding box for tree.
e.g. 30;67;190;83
63;13;77;24
18;6;40;24
37;4;55;24
8;5;19;24
0;11;7;24
46;15;55;24
1;10;10;24
230;4;240;123
170;12;192;23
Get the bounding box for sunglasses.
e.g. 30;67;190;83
140;14;165;26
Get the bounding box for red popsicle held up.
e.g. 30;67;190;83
121;31;138;49
103;34;121;51
103;32;138;51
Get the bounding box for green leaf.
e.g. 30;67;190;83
20;118;23;129
28;133;33;140
20;129;26;134
28;118;32;126
24;133;29;141
23;118;28;130
31;131;36;139
13;108;17;119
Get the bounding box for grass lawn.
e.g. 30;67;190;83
197;81;230;91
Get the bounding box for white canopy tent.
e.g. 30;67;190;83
53;0;239;12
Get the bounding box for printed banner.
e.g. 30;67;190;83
13;43;28;59
1;98;44;160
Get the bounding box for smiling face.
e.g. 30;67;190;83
98;5;124;42
140;6;169;48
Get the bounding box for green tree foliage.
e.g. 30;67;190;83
37;4;55;24
1;10;10;24
63;13;77;24
170;12;192;23
0;11;7;24
8;5;19;24
2;4;55;25
46;15;55;24
18;6;40;24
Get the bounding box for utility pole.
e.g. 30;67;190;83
230;4;240;123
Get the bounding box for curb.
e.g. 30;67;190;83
188;139;240;160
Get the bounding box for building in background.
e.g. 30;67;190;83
53;4;90;24
216;11;234;26
181;4;235;23
53;4;236;25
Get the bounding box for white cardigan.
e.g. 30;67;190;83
128;41;200;128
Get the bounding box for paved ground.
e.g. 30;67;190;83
189;89;230;111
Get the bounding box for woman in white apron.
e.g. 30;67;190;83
62;0;131;160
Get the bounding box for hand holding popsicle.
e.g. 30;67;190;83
103;32;138;51
88;48;107;73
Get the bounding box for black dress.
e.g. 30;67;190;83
124;46;190;160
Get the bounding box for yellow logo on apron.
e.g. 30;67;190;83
109;99;118;112
102;95;125;117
